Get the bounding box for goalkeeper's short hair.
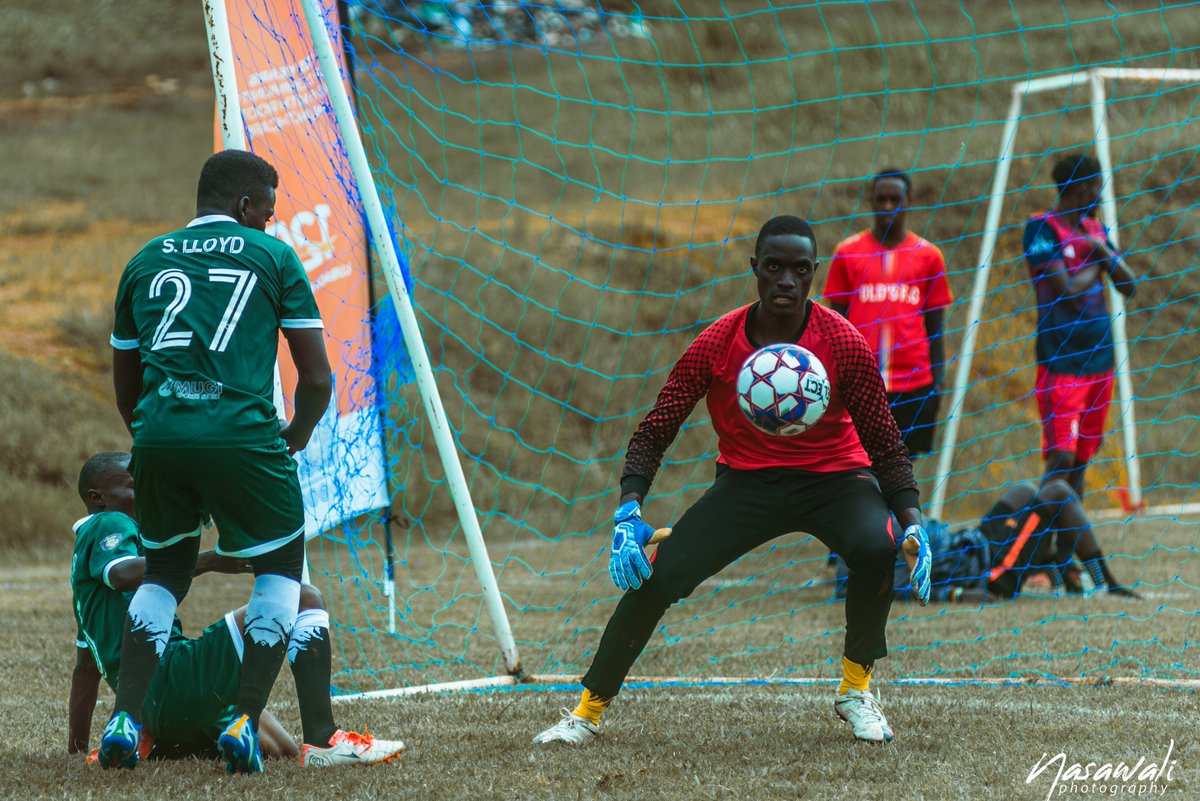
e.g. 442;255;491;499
755;215;817;258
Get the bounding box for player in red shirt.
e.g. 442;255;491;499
824;169;953;456
532;215;932;746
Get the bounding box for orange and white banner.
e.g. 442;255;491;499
220;0;388;536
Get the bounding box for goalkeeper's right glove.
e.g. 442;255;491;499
609;500;655;591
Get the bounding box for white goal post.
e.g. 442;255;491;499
929;67;1200;522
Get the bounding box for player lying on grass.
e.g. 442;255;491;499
966;478;1136;600
69;452;404;767
832;479;1137;601
533;215;931;746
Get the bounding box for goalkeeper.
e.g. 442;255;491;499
70;452;405;767
534;215;930;746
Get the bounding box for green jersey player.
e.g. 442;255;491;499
71;452;405;767
101;149;334;773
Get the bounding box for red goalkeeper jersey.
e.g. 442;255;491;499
823;230;952;392
623;301;916;503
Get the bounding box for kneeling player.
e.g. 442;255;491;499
830;479;1136;602
70;452;405;767
979;479;1135;599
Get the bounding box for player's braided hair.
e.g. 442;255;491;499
196;149;280;209
1052;153;1102;193
77;452;130;505
755;215;817;258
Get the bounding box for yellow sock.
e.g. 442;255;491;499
838;656;873;694
572;688;611;725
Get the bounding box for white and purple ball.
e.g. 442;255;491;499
735;343;830;436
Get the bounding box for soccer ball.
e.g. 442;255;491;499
735;344;830;436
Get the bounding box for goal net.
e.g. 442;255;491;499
217;1;1200;695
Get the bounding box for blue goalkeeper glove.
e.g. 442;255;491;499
902;524;932;606
610;500;655;591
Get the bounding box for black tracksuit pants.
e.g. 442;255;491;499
583;465;900;698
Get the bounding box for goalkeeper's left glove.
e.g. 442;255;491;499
609;500;655;591
902;524;932;606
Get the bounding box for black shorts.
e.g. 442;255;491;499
888;385;940;456
980;499;1055;598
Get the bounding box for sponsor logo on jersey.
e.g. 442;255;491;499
158;379;224;401
856;283;921;305
101;534;121;551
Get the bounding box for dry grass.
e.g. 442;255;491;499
1;3;1199;797
0;1;209;100
303;513;1200;690
4;527;1199;800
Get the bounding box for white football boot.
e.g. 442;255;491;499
834;689;895;743
300;729;405;766
531;709;599;745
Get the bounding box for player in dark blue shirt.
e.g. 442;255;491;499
1022;154;1137;497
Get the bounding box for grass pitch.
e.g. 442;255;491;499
2;2;1199;798
5;513;1196;800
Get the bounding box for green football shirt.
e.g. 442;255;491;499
111;215;324;448
70;511;183;690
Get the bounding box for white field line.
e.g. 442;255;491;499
331;672;1200;701
494;572;1196;602
1094;502;1200;520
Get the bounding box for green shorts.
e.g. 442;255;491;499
131;444;305;558
143;615;243;757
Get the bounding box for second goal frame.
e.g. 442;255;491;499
929;67;1200;522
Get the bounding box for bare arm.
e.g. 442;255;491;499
112;347;143;436
923;307;946;390
1038;258;1106;302
280;328;333;455
1087;238;1138;298
68;647;102;754
107;557;147;593
107;551;250;593
195;551;254;575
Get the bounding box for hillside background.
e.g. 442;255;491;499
2;2;1198;556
